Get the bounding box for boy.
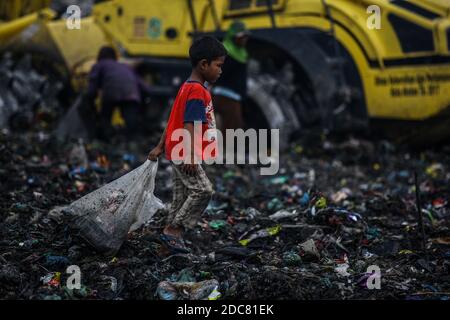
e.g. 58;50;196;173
148;36;227;253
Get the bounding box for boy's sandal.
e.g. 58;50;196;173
159;234;190;254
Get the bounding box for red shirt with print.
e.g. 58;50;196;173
165;80;217;162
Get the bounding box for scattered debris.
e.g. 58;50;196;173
156;279;220;300
0;127;449;300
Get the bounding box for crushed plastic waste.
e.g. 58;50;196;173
244;207;262;220
44;255;70;267
299;239;320;260
314;196;327;209
209;220;227;230
239;225;282;246
331;188;352;203
156;279;220;300
269;209;299;221
283;251;302;266
41;272;61;288
299;192;310;206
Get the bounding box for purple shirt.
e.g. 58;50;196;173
88;59;150;104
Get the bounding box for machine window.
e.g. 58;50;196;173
388;14;435;53
390;0;440;20
256;0;279;6
229;0;252;10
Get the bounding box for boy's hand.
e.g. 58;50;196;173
148;145;163;161
181;163;198;176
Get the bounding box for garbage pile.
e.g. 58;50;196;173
0;53;64;130
0;128;449;300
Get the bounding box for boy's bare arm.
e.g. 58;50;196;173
182;122;198;176
148;127;166;161
148;123;197;176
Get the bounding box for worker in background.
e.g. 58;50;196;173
212;21;250;136
87;46;152;141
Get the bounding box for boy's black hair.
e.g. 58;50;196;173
97;46;117;62
189;36;227;67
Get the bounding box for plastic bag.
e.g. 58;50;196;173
62;160;164;255
54;93;95;142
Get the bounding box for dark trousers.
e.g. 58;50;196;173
98;100;140;141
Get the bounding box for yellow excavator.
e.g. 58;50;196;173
1;0;450;145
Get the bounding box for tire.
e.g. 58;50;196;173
245;59;317;151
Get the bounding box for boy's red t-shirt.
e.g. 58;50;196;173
165;80;217;162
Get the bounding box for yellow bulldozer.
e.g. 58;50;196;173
1;0;450;144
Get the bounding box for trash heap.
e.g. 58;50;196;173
0;128;449;300
0;53;64;130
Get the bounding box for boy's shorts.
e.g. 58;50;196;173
166;163;214;229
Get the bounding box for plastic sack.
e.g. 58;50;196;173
54;93;95;142
62;160;164;255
